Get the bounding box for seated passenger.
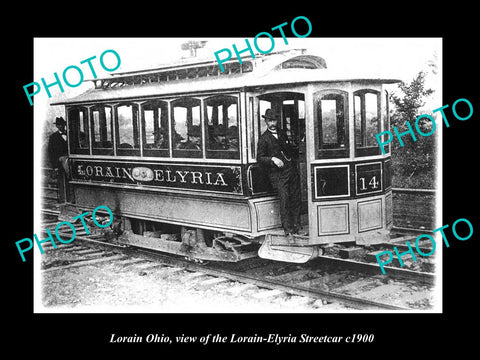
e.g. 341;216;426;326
118;142;133;148
173;131;184;149
226;125;239;151
179;125;201;150
152;128;168;149
78;131;88;148
209;126;227;150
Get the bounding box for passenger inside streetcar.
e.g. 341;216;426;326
178;125;201;150
78;131;88;148
151;128;168;149
209;126;227;150
226;125;239;151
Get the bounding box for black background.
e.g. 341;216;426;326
6;4;478;355
314;164;350;197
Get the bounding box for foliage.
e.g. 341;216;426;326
389;71;436;188
390;71;434;125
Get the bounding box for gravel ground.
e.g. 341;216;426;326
38;241;437;313
39;252;349;313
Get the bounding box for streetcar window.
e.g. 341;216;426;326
171;97;202;158
91;105;114;155
298;99;305;119
142;100;169;157
257;93;305;149
354;95;362;145
115;103;140;156
321;99;340;144
259;99;272;135
249;96;255;159
68;107;89;155
384;91;391;154
314;90;349;158
354;89;381;156
205;95;240;159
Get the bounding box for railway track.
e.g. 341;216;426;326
39;217;435;311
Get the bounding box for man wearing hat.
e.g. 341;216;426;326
257;109;304;239
209;126;227;150
152;127;168;149
226;125;239;151
179;125;201;150
48;117;68;169
47;116;68;202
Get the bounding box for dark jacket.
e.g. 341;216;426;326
257;129;296;171
48;131;68;168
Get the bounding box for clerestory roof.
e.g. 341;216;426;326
52;49;400;105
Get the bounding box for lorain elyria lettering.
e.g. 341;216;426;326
76;164;228;186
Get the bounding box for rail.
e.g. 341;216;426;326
392;188;436;194
58;232;411;310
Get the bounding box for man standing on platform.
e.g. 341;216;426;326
257;109;304;240
48;117;68;202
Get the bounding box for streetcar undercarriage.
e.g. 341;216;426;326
59;203;326;263
120;217;259;262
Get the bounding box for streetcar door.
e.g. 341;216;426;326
258;92;308;216
281;99;307;214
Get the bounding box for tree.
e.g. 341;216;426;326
389;71;436;188
390;71;434;126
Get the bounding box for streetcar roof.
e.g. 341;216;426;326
52;50;401;105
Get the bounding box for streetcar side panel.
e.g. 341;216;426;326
306;82;392;245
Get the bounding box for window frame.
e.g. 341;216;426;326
313;89;349;159
90;104;114;156
383;90;391;154
204;94;240;160
171;97;203;159
353;89;381;157
66;92;244;162
67;106;90;155
114;102;141;157
141;99;170;158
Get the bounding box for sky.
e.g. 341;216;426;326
32;37;443;310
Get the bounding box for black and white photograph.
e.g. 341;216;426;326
7;9;478;353
29;36;446;314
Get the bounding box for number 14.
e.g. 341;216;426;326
359;176;379;190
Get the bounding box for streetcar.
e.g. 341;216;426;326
52;48;399;263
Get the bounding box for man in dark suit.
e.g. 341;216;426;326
48;117;68;169
48;117;68;202
179;125;202;150
257;109;303;238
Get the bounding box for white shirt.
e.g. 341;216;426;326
268;128;278;139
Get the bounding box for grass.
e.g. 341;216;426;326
391;166;436;189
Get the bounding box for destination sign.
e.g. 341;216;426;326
70;160;243;194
